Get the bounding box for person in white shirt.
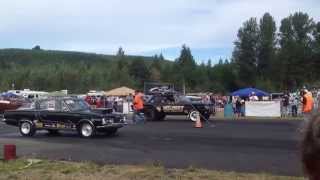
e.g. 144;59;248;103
249;92;258;101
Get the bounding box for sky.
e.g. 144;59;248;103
0;0;319;63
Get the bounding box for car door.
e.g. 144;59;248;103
38;99;71;129
59;100;78;129
161;94;184;115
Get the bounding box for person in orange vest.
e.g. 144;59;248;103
133;90;145;124
302;89;314;113
301;88;314;123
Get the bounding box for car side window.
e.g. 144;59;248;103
39;100;56;111
61;101;69;112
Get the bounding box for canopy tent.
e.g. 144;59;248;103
1;92;19;98
104;86;135;97
231;88;269;97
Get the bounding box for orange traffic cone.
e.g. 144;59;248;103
194;113;203;128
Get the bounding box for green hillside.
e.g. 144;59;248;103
0;48;169;93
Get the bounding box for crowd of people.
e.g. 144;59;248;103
83;91;146;124
281;88;320;117
84;95;130;112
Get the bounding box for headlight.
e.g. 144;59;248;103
108;118;114;123
102;118;106;125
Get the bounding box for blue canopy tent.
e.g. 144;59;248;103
231;88;269;97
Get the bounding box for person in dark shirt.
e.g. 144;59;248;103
235;97;242;117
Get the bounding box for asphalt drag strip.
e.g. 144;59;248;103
0;118;303;176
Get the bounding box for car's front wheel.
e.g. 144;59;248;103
78;122;95;138
19;121;36;137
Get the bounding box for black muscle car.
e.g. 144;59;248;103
143;87;214;121
3;97;127;137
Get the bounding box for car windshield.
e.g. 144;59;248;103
64;99;90;111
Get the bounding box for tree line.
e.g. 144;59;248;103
232;12;320;91
0;11;319;94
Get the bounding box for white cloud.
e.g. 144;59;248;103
0;0;319;60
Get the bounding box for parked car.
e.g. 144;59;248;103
0;99;23;114
3;97;127;138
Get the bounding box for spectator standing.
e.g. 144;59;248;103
249;92;258;101
96;97;103;108
301;89;314;123
290;93;298;117
282;93;290;117
235;97;242;118
133;90;145;124
112;101;118;112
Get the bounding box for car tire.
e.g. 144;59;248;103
19;121;36;137
78;122;95;138
145;108;165;121
145;108;155;121
158;112;166;121
188;111;200;122
104;128;118;136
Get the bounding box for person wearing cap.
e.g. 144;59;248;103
301;88;314;122
302;89;314;113
249;92;258;101
132;90;145;124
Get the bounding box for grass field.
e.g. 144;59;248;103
0;159;305;180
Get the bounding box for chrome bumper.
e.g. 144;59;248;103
96;123;127;129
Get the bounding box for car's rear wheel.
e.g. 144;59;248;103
19;121;36;137
78;122;95;138
144;108;155;121
145;108;165;121
158;112;166;121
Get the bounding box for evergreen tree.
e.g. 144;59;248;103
150;54;162;81
257;13;276;79
233;17;259;87
128;57;150;86
116;47;125;57
151;54;161;70
159;53;165;61
175;44;197;89
116;47;127;70
207;59;212;68
312;22;320;82
32;45;41;50
279;12;315;89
